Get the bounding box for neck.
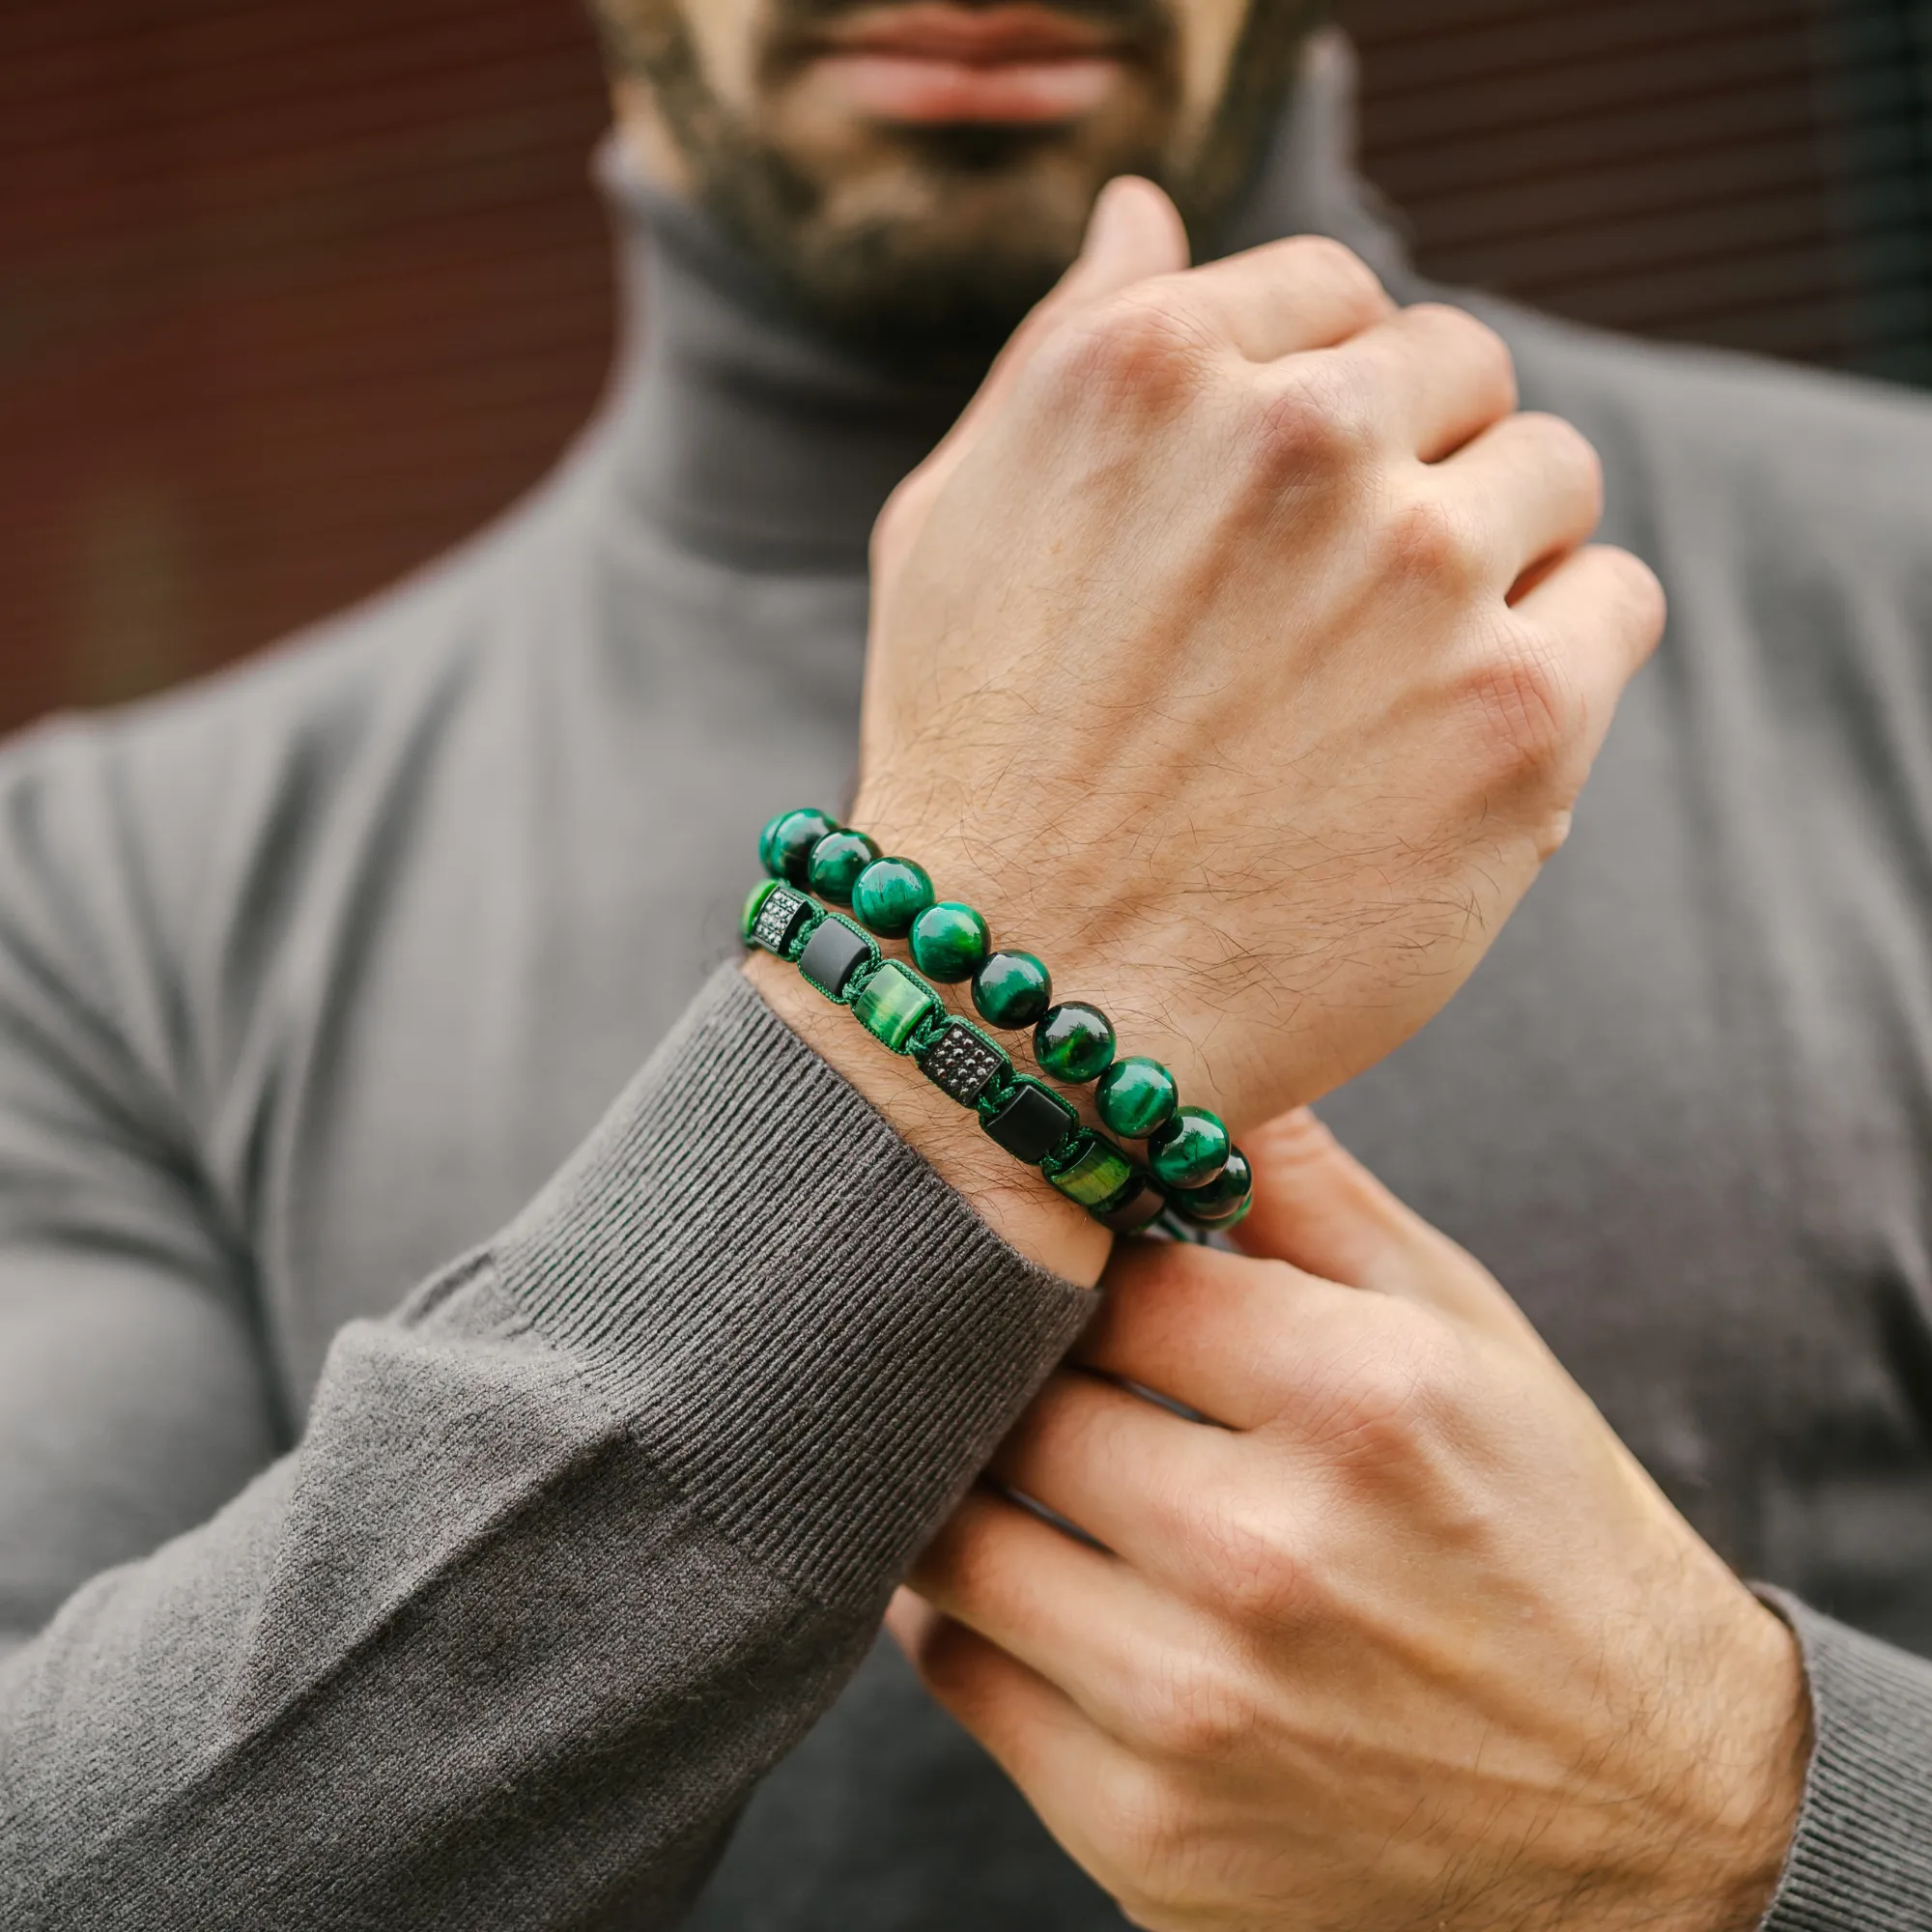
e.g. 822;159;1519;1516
592;29;1405;575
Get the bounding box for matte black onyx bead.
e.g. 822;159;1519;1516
1094;1177;1168;1235
972;950;1052;1029
981;1078;1079;1166
1034;1002;1117;1084
797;915;879;1001
751;884;816;957
764;807;839;884
808;829;880;905
916;1021;1009;1108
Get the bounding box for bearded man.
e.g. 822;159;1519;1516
4;4;1931;1928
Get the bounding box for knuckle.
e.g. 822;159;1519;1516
1040;287;1211;412
1255;364;1377;480
1422;303;1519;406
1283;232;1386;309
1386;491;1488;595
1093;1757;1193;1895
1291;1302;1454;1468
1128;1644;1257;1760
1462;627;1578;778
1189;1489;1312;1629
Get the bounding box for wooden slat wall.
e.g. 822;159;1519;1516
1;1;1925;732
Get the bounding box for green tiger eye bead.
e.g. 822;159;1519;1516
1095;1057;1178;1139
808;829;880;905
763;807;839;884
1173;1147;1253;1219
852;961;942;1054
1034;1002;1117;1084
909;901;990;983
1044;1134;1136;1210
1149;1105;1231;1190
741;878;780;944
972;950;1052;1029
851;857;936;937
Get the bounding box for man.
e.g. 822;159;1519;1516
2;4;1929;1929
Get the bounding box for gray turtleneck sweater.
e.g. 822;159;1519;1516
5;66;1932;1932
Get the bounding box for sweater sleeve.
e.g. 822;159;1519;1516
1756;1592;1932;1931
0;966;1094;1930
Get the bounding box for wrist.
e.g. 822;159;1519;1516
743;952;1111;1287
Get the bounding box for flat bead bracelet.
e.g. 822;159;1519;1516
754;807;1254;1233
743;877;1170;1233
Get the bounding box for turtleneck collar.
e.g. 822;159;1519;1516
591;29;1410;575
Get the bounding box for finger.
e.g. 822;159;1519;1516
888;1590;1109;1797
1304;300;1518;462
872;179;1185;583
1512;541;1667;702
984;1368;1248;1574
909;1487;1205;1735
1164;231;1394;363
1076;1238;1351;1432
1234;1108;1543;1349
1433;410;1605;586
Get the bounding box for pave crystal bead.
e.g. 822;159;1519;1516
1149;1105;1231;1190
763;807;839;884
751;883;817;958
808;829;880;905
741;878;779;944
851;857;937;937
909;901;990;983
852;960;941;1054
797;913;880;1001
1094;1177;1169;1235
1034;1002;1117;1084
916;1020;1009;1108
1095;1057;1178;1139
972;950;1052;1029
1043;1133;1137;1210
981;1077;1079;1165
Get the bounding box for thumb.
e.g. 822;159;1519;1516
1234;1109;1546;1352
872;177;1187;581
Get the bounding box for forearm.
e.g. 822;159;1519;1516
0;967;1095;1929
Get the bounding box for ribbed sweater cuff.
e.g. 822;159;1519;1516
493;962;1096;1609
1756;1589;1932;1930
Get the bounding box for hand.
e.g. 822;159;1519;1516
892;1110;1810;1932
855;178;1665;1129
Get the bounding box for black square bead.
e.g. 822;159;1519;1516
981;1078;1079;1165
753;886;816;957
1094;1178;1168;1235
917;1021;1009;1108
798;914;879;1001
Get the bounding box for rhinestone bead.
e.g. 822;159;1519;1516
851;857;936;937
750;884;817;958
808;829;880;905
909;901;990;983
1149;1106;1231;1190
1034;1002;1117;1084
762;807;838;884
972;950;1052;1029
916;1021;1009;1108
1095;1057;1178;1139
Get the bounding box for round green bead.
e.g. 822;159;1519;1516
909;901;990;982
1174;1146;1252;1220
1149;1105;1231;1190
851;857;936;937
973;950;1052;1029
1095;1057;1178;1139
808;829;880;905
764;807;838;884
1034;1003;1117;1084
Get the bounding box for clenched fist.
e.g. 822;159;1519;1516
854;178;1664;1131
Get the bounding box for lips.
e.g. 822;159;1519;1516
802;5;1133;125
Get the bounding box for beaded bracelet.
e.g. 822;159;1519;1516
743;876;1170;1233
752;808;1254;1234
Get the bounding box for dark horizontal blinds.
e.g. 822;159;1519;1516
1344;0;1932;384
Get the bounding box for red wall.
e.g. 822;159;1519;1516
1;1;1913;736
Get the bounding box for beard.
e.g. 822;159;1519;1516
590;0;1325;371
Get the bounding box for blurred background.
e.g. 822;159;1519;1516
4;0;1929;738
